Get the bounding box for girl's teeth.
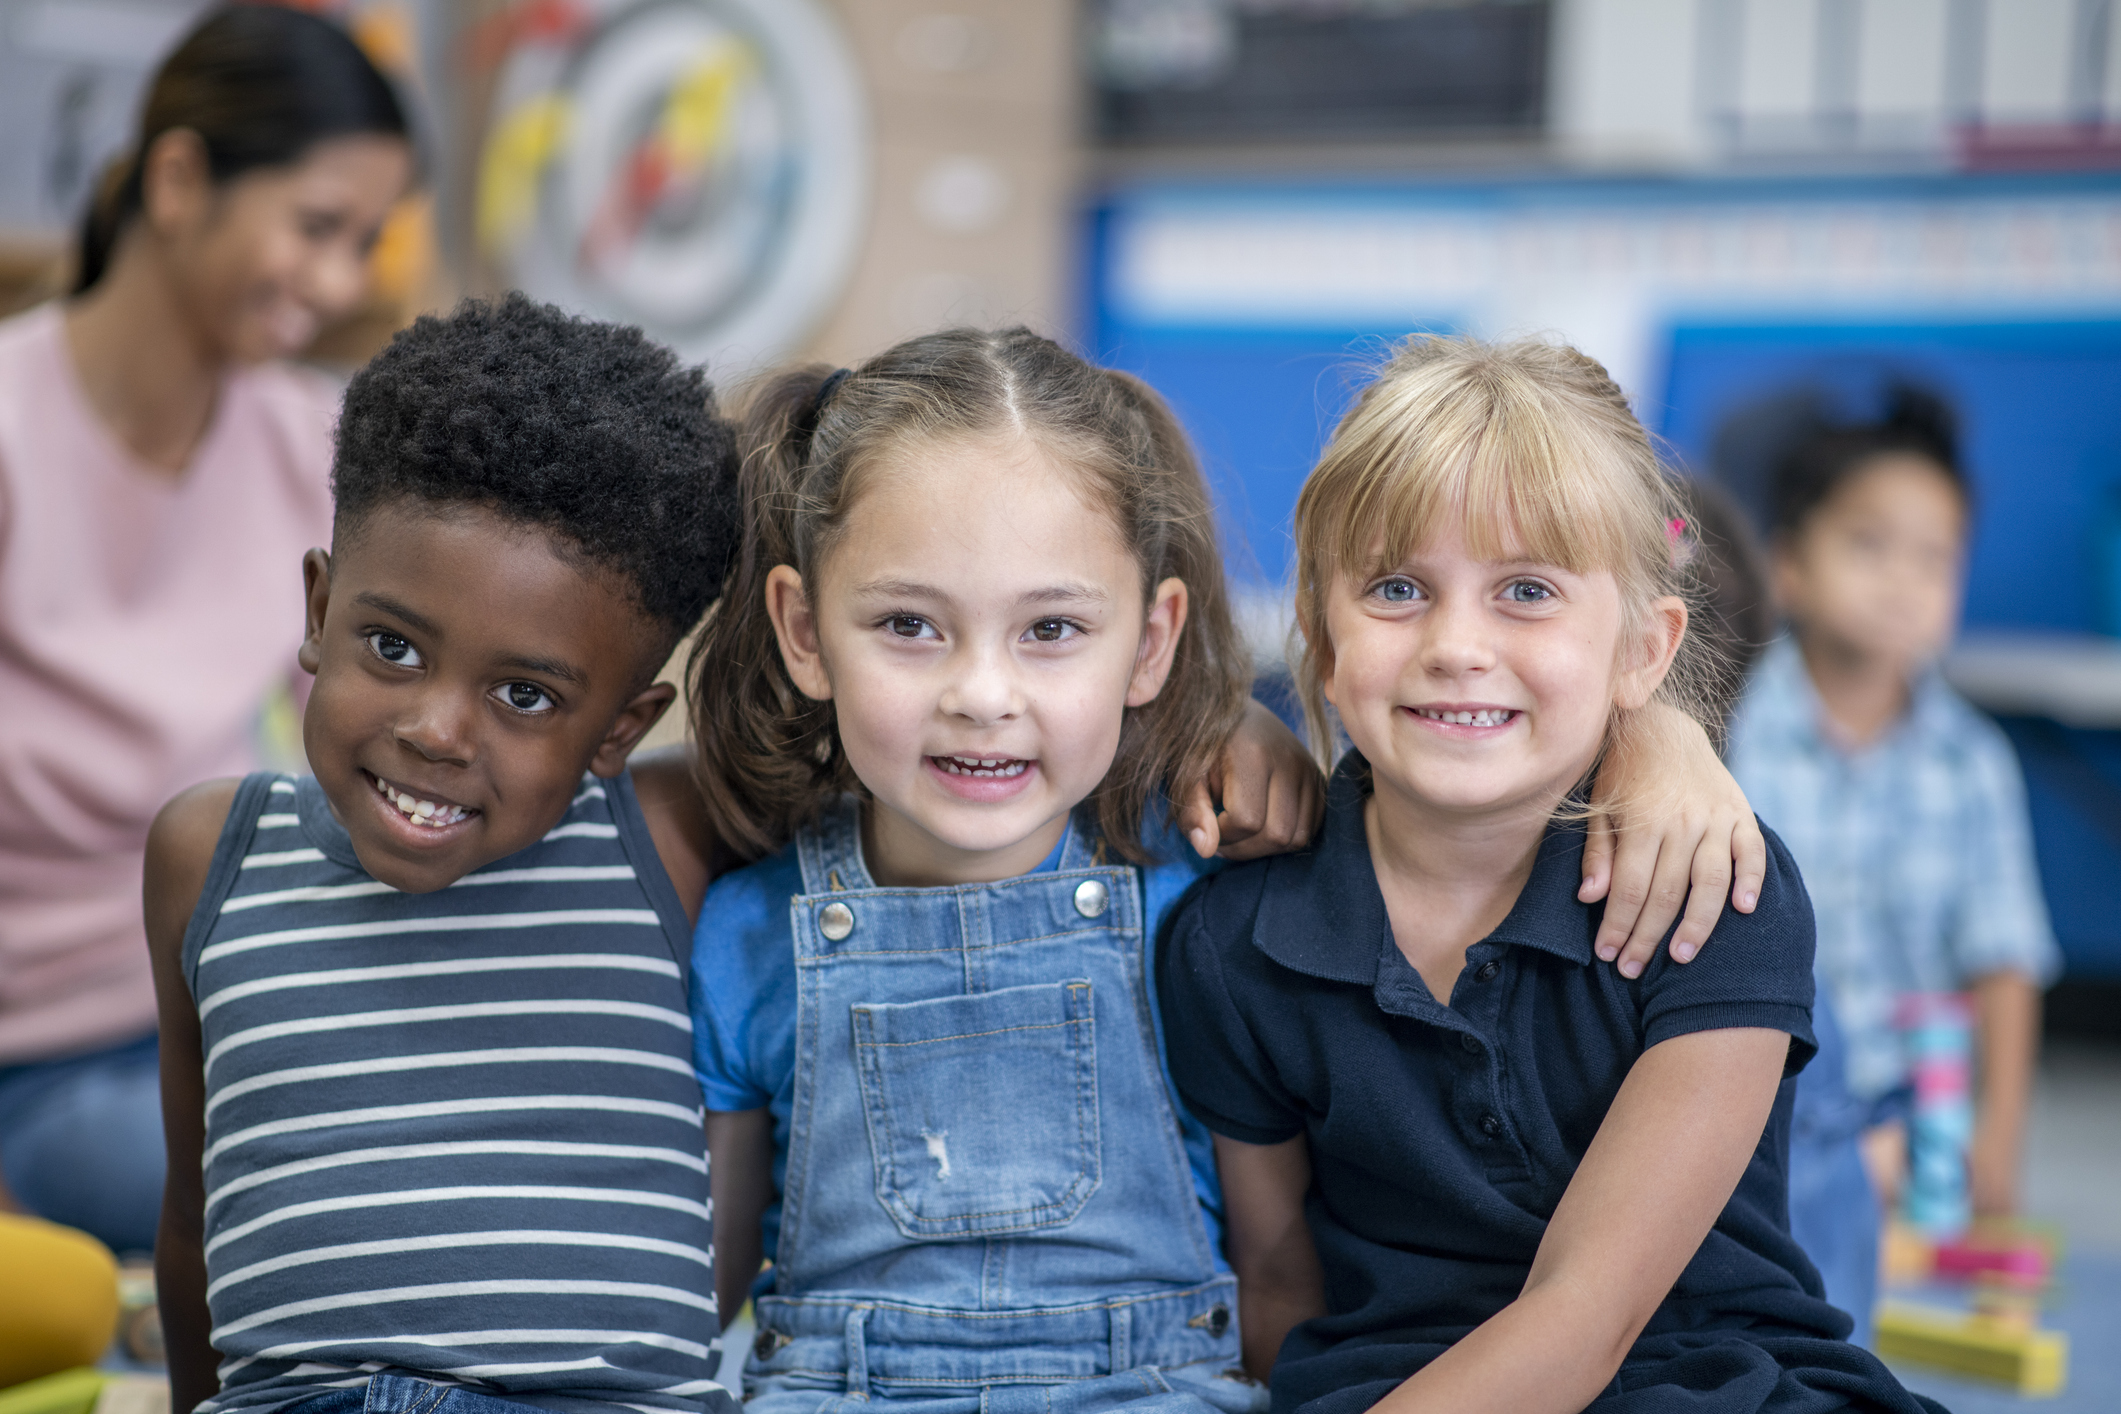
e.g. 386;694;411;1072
1423;709;1513;727
939;756;1027;778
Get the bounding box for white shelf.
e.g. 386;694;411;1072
1944;632;2121;729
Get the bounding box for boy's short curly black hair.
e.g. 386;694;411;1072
331;294;740;652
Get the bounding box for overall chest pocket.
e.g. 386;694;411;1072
851;979;1100;1239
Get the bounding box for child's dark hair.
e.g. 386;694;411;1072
331;294;741;655
76;4;410;293
689;326;1250;864
1671;478;1774;745
1768;384;1968;540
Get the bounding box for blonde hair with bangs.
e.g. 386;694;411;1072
1292;334;1709;769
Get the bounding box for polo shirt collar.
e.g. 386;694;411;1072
1751;633;1959;758
1251;750;1600;986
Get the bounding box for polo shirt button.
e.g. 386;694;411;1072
818;902;854;941
1477;961;1501;982
1480;1113;1503;1138
1073;878;1110;918
1460;1032;1482;1054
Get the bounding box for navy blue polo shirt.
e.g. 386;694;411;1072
1159;754;1940;1414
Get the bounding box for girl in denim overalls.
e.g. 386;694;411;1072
681;329;1775;1414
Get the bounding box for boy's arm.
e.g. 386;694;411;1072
1583;701;1768;977
1969;970;2040;1216
1372;1027;1789;1414
145;779;240;1414
1178;699;1327;862
705;1108;773;1324
1214;1132;1327;1382
630;744;731;926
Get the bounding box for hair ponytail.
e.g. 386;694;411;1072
689;329;1250;865
73;4;409;294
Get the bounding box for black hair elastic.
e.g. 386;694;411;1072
797;368;851;443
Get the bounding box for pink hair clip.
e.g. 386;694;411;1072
1666;516;1689;542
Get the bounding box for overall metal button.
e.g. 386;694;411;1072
818;901;855;941
1073;878;1110;919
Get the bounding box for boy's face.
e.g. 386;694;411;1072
1774;454;1967;675
298;500;675;893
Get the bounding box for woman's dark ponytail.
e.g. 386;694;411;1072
74;4;409;294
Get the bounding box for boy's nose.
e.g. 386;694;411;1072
392;693;477;766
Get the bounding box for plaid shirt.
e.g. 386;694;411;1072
1727;637;2061;1103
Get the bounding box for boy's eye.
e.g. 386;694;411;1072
886;615;936;639
1373;577;1420;603
496;682;554;714
367;631;422;668
1026;618;1079;643
1503;580;1553;603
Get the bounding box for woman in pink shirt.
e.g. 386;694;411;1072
0;5;412;1253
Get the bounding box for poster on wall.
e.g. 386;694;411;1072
468;0;869;371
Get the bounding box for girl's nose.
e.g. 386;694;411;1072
938;644;1026;725
1418;594;1497;679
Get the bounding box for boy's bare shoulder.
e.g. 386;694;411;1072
144;778;242;964
628;745;727;924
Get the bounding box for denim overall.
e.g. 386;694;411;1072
745;801;1259;1414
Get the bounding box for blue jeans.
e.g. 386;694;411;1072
290;1376;560;1414
0;1031;163;1254
1787;996;1879;1347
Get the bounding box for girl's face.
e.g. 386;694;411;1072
766;434;1187;887
1320;515;1682;824
150;131;412;363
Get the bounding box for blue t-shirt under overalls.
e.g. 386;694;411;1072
690;799;1259;1414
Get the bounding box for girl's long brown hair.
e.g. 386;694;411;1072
688;326;1250;864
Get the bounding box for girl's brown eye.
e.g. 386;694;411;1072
1031;619;1065;642
890;616;927;637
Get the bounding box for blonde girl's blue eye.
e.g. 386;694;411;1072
497;682;554;714
1374;577;1419;604
1504;580;1554;603
367;631;421;667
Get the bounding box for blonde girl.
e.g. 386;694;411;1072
685;328;1775;1414
1158;336;1939;1414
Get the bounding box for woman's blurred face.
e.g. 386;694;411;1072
163;133;413;363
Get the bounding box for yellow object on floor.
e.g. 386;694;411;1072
1874;1300;2069;1396
0;1214;118;1389
0;1370;105;1414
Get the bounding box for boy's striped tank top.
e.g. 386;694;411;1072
184;771;731;1414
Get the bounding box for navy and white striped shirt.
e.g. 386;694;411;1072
185;771;730;1414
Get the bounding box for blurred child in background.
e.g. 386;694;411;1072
1724;386;2060;1263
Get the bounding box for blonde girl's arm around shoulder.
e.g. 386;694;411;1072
1373;1027;1792;1414
1581;702;1768;977
145;779;240;1414
705;1109;774;1322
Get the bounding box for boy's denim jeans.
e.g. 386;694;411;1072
292;1375;555;1414
1788;994;1881;1346
0;1031;162;1254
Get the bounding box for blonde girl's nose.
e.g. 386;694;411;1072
1418;594;1497;678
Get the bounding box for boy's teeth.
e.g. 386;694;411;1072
370;775;472;827
1420;708;1514;727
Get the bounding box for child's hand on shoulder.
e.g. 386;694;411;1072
1178;699;1327;862
1580;702;1766;977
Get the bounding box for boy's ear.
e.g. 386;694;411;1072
298;548;332;676
1615;595;1689;710
588;680;678;779
1125;577;1190;708
765;565;832;701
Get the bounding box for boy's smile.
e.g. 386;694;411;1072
297;500;675;893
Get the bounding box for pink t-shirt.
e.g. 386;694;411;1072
0;303;336;1063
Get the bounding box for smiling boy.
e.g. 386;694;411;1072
143;296;740;1414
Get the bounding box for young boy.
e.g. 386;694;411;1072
1725;386;2060;1238
145;295;743;1414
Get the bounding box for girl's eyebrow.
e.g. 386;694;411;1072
847;579;1110;606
